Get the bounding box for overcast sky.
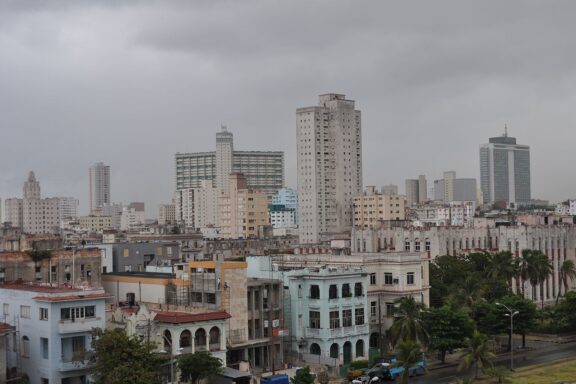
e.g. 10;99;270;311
1;0;576;216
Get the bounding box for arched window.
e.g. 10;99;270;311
356;339;365;357
310;285;320;299
404;239;410;251
195;329;207;351
21;336;30;358
310;343;321;356
209;327;221;351
354;283;363;297
414;239;420;251
179;330;191;349
342;284;351;298
163;330;172;352
329;343;339;359
369;333;379;348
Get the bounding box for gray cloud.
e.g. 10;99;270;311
1;0;576;217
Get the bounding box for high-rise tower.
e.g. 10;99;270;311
23;171;40;199
297;93;362;244
215;125;234;193
479;127;531;205
89;162;111;212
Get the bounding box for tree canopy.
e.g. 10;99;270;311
424;305;474;363
178;351;223;384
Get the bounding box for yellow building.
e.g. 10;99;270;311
353;186;406;228
219;173;270;239
79;215;113;232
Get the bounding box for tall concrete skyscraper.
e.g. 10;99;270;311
215;125;234;193
479;128;531;205
23;171;40;199
297;93;362;244
89;162;111;213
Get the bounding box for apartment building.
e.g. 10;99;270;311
0;282;108;384
353;186;406;228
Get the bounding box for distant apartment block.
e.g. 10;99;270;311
174;181;222;230
89;162;111;212
158;204;176;226
175;126;284;196
219;173;269;239
297;94;363;244
433;171;477;203
120;202;145;231
353;186;406;228
381;184;399;196
405;175;427;206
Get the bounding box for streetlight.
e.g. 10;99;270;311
495;303;519;371
157;333;183;383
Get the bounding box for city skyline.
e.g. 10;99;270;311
2;1;576;212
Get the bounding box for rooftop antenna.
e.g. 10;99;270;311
504;124;508;137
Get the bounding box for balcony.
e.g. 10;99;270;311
59;356;89;372
59;317;101;334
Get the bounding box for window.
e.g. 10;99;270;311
342;284;351;298
425;239;431;251
369;273;376;285
297;284;302;298
354;282;363;296
20;306;31;319
329;285;338;299
386;303;395;317
39;307;48;321
384;273;393;285
342;309;352;327
72;336;85;358
415;240;421;251
85;306;95;318
310;285;320;299
21;336;30;358
329;311;340;329
404;239;410;251
3;303;8;316
41;337;49;359
355;307;365;325
370;301;377;318
407;272;415;285
309;311;321;329
123;249;129;257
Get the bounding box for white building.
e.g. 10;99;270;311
0;283;109;384
4;198;23;227
89;162;111;213
433;171;477;204
100;203;123;230
120;203;145;231
174;181;222;230
297;94;362;244
58;197;79;220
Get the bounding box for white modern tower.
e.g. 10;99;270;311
89;162;111;213
479;128;531;205
297;94;363;244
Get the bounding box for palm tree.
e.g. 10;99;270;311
557;259;576;303
528;251;553;309
516;250;534;298
390;296;429;348
395;340;421;384
487;251;516;282
458;330;494;379
453;274;485;307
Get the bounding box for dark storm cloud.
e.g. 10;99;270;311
1;0;576;217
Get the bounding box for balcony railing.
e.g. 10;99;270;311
59;317;101;334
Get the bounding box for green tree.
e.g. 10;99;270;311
557;259;576;303
483;366;511;383
516;249;534;298
496;295;537;349
458;330;494;379
390;296;429;348
290;366;315;384
178;351;223;384
528;251;553;309
395;340;422;384
430;255;472;307
89;328;162;384
552;290;576;331
424;305;474;363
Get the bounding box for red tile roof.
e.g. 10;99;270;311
0;323;14;335
33;293;112;302
154;310;231;324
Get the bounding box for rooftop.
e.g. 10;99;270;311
0;281;84;293
103;271;175;279
154;310;231;324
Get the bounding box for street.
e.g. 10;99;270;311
411;341;576;384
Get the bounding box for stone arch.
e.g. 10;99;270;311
163;329;172;352
356;339;364;358
195;328;207;351
329;343;339;359
179;329;191;349
209;326;221;351
310;343;321;355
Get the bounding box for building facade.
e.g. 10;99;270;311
0;283;108;384
219;173;269;239
433;172;477;204
158;204;176;226
405;175;427;206
297;94;362;244
353;186;406;228
175;127;284;196
89;162;111;213
480;130;531;205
